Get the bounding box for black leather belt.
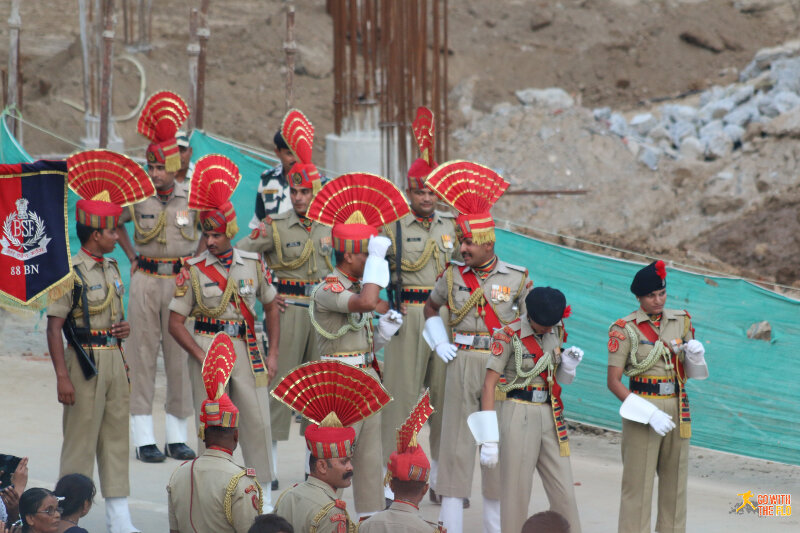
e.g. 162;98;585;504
629;379;676;396
401;288;431;303
275;279;316;297
194;319;245;338
137;256;182;276
506;388;550;403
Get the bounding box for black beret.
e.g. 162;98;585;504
526;287;566;327
274;130;289;151
630;260;667;296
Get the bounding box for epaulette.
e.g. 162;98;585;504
614;318;627;328
245;467;256;477
671;309;687;316
187;254;206;265
323;275;344;293
505;262;527;274
436;210;455;219
269;211;289;221
237;249;260;260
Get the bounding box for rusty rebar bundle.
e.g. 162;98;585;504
331;0;448;184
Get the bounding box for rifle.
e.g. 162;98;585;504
391;220;403;311
62;274;98;380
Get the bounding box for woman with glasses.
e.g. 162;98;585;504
18;488;60;533
54;475;94;533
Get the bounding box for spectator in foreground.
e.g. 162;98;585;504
54;474;95;533
247;514;293;533
521;510;571;533
19;488;60;533
1;457;28;527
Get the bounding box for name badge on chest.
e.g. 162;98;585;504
239;279;255;295
175;210;190;227
441;234;453;249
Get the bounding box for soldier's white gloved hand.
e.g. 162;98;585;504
423;316;458;363
362;235;392;288
377;310;403;339
684;339;705;361
367;235;392;259
560;346;583;372
648;409;676;436
480;442;499;468
435;342;458;363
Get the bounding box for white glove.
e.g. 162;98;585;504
560;346;583;372
377;310;403;339
620;394;675;436
683;339;708;379
423;316;458;363
362;256;390;288
367;235;391;259
555;346;583;384
648;409;676;436
480;442;499;468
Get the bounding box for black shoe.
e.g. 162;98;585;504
304;473;309;481
463;498;470;509
271;479;279;491
429;488;442;505
165;443;196;460
136;444;166;463
385;497;393;509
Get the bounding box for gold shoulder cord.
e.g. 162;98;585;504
189;267;237;318
270;222;318;275
308;284;371;340
384;224;442;273
621;323;672;377
129;205;168;245
223;471;249;526
497;335;553;393
446;267;521;327
310;501;356;533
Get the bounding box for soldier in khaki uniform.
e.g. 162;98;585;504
421;161;530;533
477;287;583;533
361;391;445;533
305;173;409;518
380;108;458;501
46;150;154;533
117;90;197;463
167;155;280;512
167;333;262;533
272;361;391;533
607;261;708;533
238;109;331;486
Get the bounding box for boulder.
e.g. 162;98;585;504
671;120;696;147
608;113;628;137
705;130;734;159
679;136;705;161
638;145;661;170
723;124;746;144
593;107;612;121
630;113;658;137
764;105;800;137
661;104;698;124
723;104;758;127
515;87;574;108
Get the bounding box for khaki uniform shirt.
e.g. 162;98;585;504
119;182;199;259
275;476;357;533
360;501;443;532
238;209;333;289
607;308;692;378
487;317;564;388
311;269;372;357
384;211;459;289
167;448;261;533
168;249;277;320
429;259;529;339
48;250;125;326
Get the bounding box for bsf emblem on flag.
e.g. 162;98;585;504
0;197;52;261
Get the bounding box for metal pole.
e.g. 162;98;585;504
78;0;91;121
99;0;115;148
187;8;199;130
284;4;296;111
442;0;449;159
7;0;21;138
332;0;344;135
195;0;210;129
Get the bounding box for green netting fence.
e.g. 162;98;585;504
3;116;798;465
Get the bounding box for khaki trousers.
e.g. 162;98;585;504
498;400;581;533
127;271;193;418
348;367;386;514
618;395;689;533
380;303;446;463
61;346;130;498
269;303;318;441
436;349;500;500
188;334;274;484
